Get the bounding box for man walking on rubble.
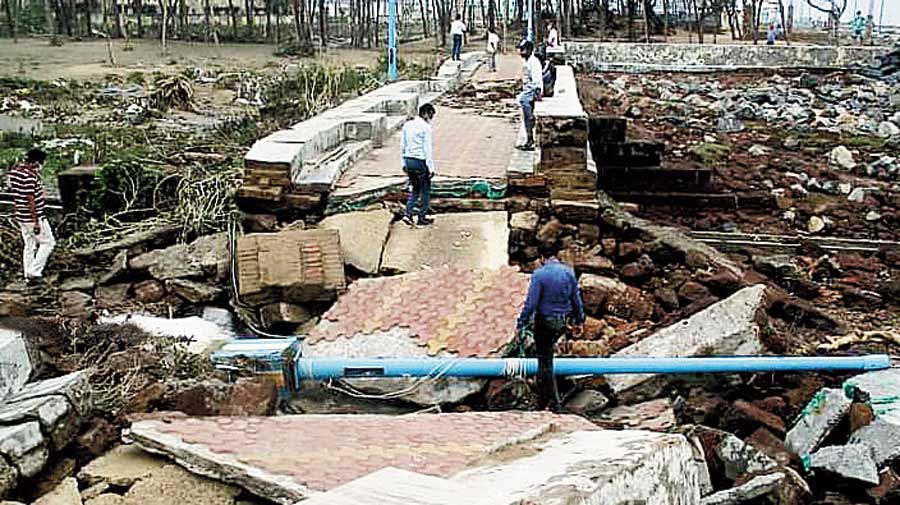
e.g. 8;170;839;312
516;244;585;412
401;103;436;227
516;39;544;151
8;148;55;284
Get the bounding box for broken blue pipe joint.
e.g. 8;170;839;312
292;355;891;382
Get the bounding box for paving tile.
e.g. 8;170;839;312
134;412;596;496
307;265;530;357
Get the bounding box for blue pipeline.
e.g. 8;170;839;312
293;355;892;382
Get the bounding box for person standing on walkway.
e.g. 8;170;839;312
486;28;500;72
400;103;436;227
517;244;585;412
766;24;777;45
8;148;55;283
516;40;543;151
851;11;866;44
450;14;467;61
547;22;560;47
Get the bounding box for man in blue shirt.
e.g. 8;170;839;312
516;244;585;412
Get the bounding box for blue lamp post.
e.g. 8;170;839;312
388;0;399;81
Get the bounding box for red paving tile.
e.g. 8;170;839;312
147;412;596;491
306;265;530;357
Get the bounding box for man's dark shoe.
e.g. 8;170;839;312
417;217;434;226
516;143;535;151
402;216;416;227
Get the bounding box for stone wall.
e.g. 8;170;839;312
566;42;888;73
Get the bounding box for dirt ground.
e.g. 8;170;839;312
0;37;443;81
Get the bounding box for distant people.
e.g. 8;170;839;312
535;45;557;97
9;148;55;283
547;22;560;47
400;103;436;227
865;14;875;46
486;28;500;72
766;24;777;45
516;244;585;413
851;11;866;44
516;40;544;152
450;14;467;61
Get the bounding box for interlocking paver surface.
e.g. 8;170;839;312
335;106;518;195
141;412;596;492
306;264;529;356
474;53;525;82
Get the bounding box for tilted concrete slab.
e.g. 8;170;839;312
300;468;483;505
845;368;900;427
381;211;509;273
129;412;597;504
606;284;768;399
318;209;394;274
0;329;32;402
453;429;702;505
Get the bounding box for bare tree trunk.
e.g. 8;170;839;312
642;0;649;41
486;0;493;31
264;0;271;40
3;0;17;42
420;0;430;36
245;0;254;37
45;0;59;44
159;0;167;52
318;0;325;45
228;0;237;39
777;0;789;44
663;0;668;39
204;0;211;40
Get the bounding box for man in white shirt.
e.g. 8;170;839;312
450;14;467;61
547;22;559;47
516;40;543;151
486;29;500;72
400;103;437;226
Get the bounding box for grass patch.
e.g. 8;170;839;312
690;142;731;166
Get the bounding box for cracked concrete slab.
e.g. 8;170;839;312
381;211;509;273
319;209;393;274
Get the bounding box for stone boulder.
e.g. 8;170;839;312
578;274;654;321
129;233;229;281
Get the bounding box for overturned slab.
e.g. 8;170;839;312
605;284;768;399
129;412;596;504
381;212;509;273
318;209;393;274
845;368;900;427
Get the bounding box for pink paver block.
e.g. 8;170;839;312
306;265;530;357
149;412;597;491
337;106;518;189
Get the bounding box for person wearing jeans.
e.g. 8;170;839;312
8;148;56;283
450;14;466;61
400;103;436;226
516;244;585;412
516;40;544;151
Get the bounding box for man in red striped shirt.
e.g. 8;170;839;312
8;149;55;283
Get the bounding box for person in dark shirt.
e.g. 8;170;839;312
516;244;585;412
8;148;55;283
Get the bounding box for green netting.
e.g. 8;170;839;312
326;179;507;215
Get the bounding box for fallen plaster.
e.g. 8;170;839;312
381;211;509;273
605;284;768;399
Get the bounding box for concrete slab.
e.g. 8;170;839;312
0;328;32;401
606;284;768;399
7;371;91;416
785;388;852;457
123;464;241;505
701;473;785;505
0;395;69;429
319;209;393;274
301;468;481;505
381;211;509;273
33;477;81;505
845;368;900;426
848;419;900;467
808;444;879;485
79;444;167;487
453;430;702;505
129;412;596;504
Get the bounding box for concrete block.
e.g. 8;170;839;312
8;371;91;417
808;444;879;485
688;425;778;482
302;468;481;505
701;473;785;505
0;329;32;401
79;444;166;487
606;284;768;399
0;395;70;428
848;419;900;467
33;477;81;505
785;388;853;457
0;421;47;477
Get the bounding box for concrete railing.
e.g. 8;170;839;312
565;42;889;73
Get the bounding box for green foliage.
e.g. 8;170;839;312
690;141;731;166
263;64;380;123
376;54;435;81
88;155;164;216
